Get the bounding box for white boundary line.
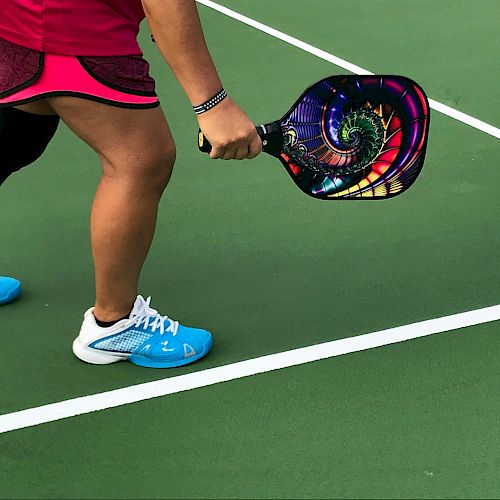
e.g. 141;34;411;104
196;0;500;140
1;304;500;434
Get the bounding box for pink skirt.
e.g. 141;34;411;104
0;36;160;109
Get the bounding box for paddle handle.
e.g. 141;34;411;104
198;121;283;156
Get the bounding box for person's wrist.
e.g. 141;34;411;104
197;95;235;120
193;89;228;115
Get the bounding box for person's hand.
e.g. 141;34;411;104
197;97;262;160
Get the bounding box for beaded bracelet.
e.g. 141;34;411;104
193;89;228;115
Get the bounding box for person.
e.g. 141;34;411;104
0;0;262;368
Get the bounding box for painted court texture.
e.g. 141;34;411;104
1;1;499;498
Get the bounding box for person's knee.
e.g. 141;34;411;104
146;144;176;194
159;141;176;185
130;141;176;192
102;139;176;192
0;107;60;186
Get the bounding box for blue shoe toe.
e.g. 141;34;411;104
0;277;22;305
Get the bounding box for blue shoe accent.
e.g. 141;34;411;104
129;334;213;368
76;295;213;368
0;277;21;305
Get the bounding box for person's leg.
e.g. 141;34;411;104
13;100;57;115
45;96;175;322
1;101;60;186
1;101;60;303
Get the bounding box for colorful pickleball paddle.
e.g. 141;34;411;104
199;75;430;200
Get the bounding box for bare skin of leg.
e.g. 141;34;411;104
14;97;176;322
13;100;56;115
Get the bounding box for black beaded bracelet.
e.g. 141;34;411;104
193;89;228;115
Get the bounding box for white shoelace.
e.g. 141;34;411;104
131;296;179;336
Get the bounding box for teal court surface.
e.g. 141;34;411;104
1;1;499;498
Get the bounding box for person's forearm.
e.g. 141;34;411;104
141;0;223;106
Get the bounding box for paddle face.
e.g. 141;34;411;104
278;75;430;199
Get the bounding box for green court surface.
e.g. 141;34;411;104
1;1;499;498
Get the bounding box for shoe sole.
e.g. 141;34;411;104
72;335;212;368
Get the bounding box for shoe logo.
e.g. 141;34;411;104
161;340;175;352
137;344;151;356
183;343;197;358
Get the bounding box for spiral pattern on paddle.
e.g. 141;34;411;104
280;76;429;198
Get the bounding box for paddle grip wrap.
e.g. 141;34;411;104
198;121;283;157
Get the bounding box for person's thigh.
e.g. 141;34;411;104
12;99;57;115
44;96;175;179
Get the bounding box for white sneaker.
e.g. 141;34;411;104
72;295;212;368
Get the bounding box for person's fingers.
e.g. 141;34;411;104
247;136;263;159
234;144;250;160
209;145;226;159
222;145;238;160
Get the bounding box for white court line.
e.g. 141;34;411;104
196;0;500;140
1;304;500;434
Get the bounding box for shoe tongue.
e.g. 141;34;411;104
130;295;148;318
